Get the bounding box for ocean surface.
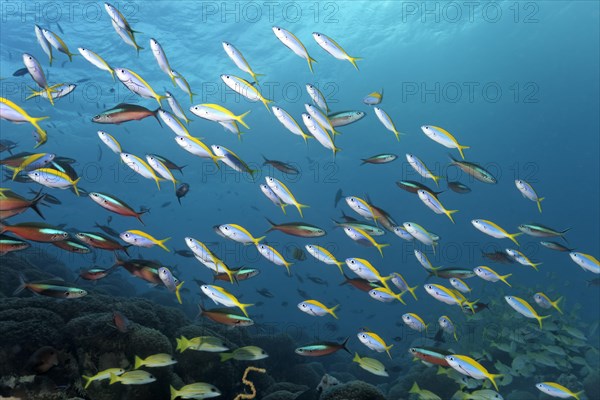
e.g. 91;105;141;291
0;1;599;399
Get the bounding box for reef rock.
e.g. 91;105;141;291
320;380;386;400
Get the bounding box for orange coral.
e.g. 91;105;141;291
233;366;266;400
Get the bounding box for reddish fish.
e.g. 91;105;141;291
0;221;68;242
91;103;161;125
89;192;149;224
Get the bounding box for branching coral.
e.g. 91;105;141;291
233;366;266;400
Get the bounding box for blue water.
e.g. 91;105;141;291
1;1;599;398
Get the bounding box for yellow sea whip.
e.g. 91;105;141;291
233;366;266;400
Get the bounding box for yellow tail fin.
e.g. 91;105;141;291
457;145;470;160
508;232;523;246
134;355;143;369
329;304;340;319
348;56;362;71
236;110;252;129
157;237;171;252
537;197;545;213
446;209;459;224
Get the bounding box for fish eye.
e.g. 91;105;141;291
211;388;217;392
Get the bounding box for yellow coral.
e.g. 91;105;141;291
233;366;266;400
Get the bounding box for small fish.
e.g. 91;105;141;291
150;38;177;85
175;335;229;353
12;67;29;76
535;382;583;400
0;234;30;255
409;382;441;400
1;97;49;147
570;252;599;274
262;156;299;174
449;154;497;184
302;113;339;157
298;300;339;318
449;277;471;293
361;153;397;165
406;154;441;187
272;106;311;143
14;274;86;299
78;48;114;80
421;125;469;159
52;239;91;254
438;316;458;341
417;189;458;223
176;183;190;205
481;250;514;264
115;68;166;106
211;145;258;176
218;224;265;245
408;347;452;367
256;243;293;275
158;267;184;304
396;180;443;197
174;135;220;166
312;31;361;70
200;285;253;317
533;292;563;314
92;103;160;125
222;41;263;83
328;110;365;127
41;28;76;61
343;226;389;257
447;180;471;194
25;346;59;374
357;329;393;358
165;91;191;124
505;248;542;270
402;313;429;333
82;368;125;389
190;103;250;129
220;346;268;362
404;222;438;252
363;89;383;105
515;179;545;213
134;353;177;369
266;218;325;237
89;192;148;224
273;26;317;73
265;176;308;217
257;288;274;298
474;266;512;286
109;370;156;385
471;219;522;246
518;223;570;241
120;230;170;252
170;383;221;400
120;152;163;189
295;338;350;357
390;273;418;300
198;305;254;327
540;241;574;252
147;155;179;190
352;353;388;377
445;354;502;391
171;69;196;102
221;74;272;111
505;296;550;328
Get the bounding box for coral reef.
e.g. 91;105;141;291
320;380;386;400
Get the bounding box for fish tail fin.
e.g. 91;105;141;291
329;304;340;319
156;94;168;107
352;352;360;363
109;373;119;385
158;237;171;252
396;292;407;305
487;373;502;391
453;331;459;342
134;355;143;369
170;386;179;400
296;203;309;218
210;154;221;168
393;129;400;141
253;235;267;245
574;391;584;400
409;382;420;394
537;197;544;213
265;217;276;231
219;352;234;362
379;274;392;291
0;221;8;234
136;209;149;225
280;203;287;214
341;337;351;354
13;275;28;296
385;344;393;359
348;56;362;71
307;56;317;73
175;336;185;353
72;177;81;196
284;261;293;276
67;51;78;62
432;174;441;187
537;314;551;329
508;232;523;246
175;281;184;304
376;242;390;258
250;71;265;84
552;297;564;314
238;302;254;318
151;108;163;127
11;166;23;180
82;375;93;389
457;145;470;160
235;110;251;129
261;97;273;113
301;132;312;144
446;209;459;224
500;273;512;287
335;261;345;275
532;261;542;271
45;87;55;106
464;299;479;314
408;285;419;301
29;189;46;220
108;67;116;82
